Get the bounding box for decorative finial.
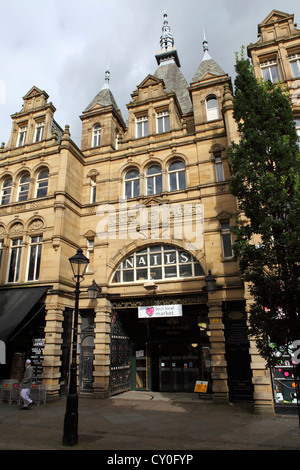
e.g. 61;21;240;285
101;66;111;90
202;29;212;61
160;11;174;50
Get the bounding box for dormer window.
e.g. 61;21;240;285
17;126;27;147
206;96;219;121
136;115;148;138
92;124;101;147
34;121;44;142
260;59;280;83
157;111;170;133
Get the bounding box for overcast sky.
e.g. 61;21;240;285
1;0;300;148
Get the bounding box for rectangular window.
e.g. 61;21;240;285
86;239;94;272
157;111;170;133
90;178;96;203
17;126;27;147
260;59;280;83
289;53;300;78
215;155;225;182
136;116;148;138
27;236;42;281
8;238;22;283
220;222;233;258
34;122;44;142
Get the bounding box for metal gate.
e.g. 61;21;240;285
110;311;131;395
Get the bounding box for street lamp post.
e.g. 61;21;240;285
62;248;89;447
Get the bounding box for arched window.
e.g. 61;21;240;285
124;169;140;199
1;177;12;205
111;245;205;283
36;168;49;198
17;172;30;201
92;124;101;147
168;160;186;191
146;165;162;195
206;96;219;121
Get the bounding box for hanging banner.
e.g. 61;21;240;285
138;304;182;319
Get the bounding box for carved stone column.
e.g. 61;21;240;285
93;296;112;398
208;300;229;403
42;303;65;399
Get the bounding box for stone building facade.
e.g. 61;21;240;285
0;10;299;413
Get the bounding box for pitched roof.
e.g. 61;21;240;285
84;87;119;112
191;58;226;83
154;62;193;114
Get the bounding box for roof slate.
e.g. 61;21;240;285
191;58;226;83
84;87;119;112
154;62;193;114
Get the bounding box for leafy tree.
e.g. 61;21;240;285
227;51;300;369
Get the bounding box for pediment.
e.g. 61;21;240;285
137;74;164;90
216;211;232;221
141;195;169;206
23;86;48;101
260;10;291;26
84;230;96;239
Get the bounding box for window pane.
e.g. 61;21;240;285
123;270;134;282
206;97;218;109
291;60;300;78
169;172;177;191
178;171;186;189
150;253;161;266
222;234;233;257
125;169;139;180
179;264;192;277
169;161;185;171
149;267;162;280
164;266;177;278
136;268;147;280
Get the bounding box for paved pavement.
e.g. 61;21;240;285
0;391;299;453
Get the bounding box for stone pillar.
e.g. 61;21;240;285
42;303;64;399
245;292;274;414
208;300;229;403
93;296;112;398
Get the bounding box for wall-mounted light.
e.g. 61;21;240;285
87;279;101;300
205;270;216;293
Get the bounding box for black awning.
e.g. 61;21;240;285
0;286;48;341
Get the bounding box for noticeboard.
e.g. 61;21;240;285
194;380;208;393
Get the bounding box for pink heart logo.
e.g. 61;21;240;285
146;307;154;317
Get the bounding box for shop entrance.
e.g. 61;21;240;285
111;301;211;394
134;341;211;393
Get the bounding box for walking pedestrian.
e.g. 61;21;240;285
20;359;33;410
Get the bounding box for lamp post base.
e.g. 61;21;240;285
62;392;78;446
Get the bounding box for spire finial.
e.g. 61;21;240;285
202;29;212;61
101;67;110;90
160;11;174;50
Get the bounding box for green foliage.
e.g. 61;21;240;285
227;52;300;366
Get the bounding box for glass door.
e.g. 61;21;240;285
159;342;201;392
